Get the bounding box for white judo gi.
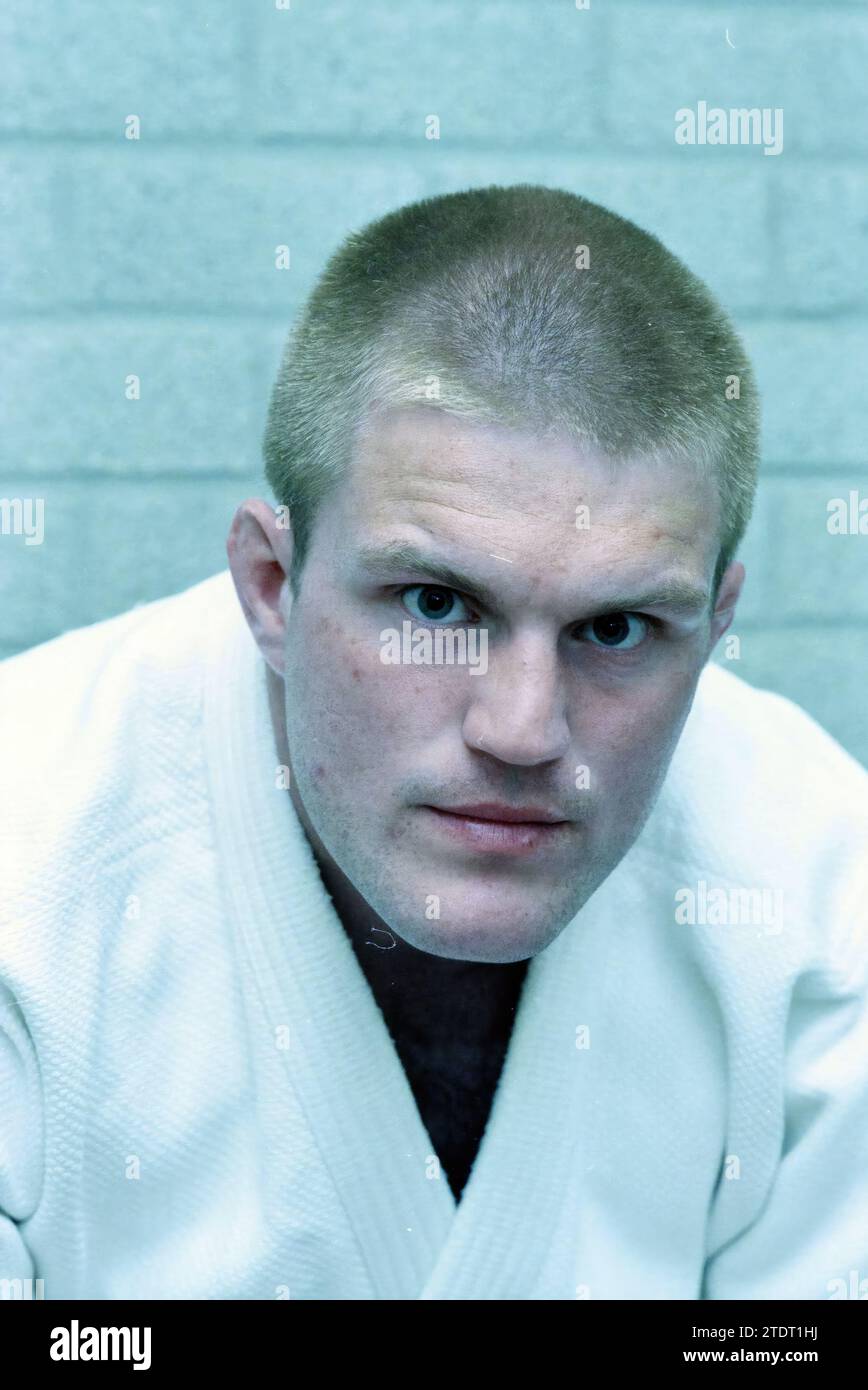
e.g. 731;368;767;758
1;570;866;1301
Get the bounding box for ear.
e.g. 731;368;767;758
226;499;294;678
709;560;745;649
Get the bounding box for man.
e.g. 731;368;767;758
1;185;867;1301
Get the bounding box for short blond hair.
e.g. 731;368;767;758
263;183;759;594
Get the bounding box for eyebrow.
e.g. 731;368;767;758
352;540;711;617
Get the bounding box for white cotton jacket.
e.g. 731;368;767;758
0;570;867;1301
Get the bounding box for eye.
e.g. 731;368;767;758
579;613;652;651
399;585;475;624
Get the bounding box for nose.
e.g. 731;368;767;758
461;633;571;767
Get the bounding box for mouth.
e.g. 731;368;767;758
420;802;573;857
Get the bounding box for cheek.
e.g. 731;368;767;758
288;609;458;753
581;668;698;782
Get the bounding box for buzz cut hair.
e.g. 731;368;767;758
263;183;760;597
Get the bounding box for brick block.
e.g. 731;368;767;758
605;9;868;155
713;626;868;771
743;322;868;466
0;153;70;310
775;165;868;313
0;476;249;648
43;147;437;312
758;474;868;619
0;320;271;476
0;0;251;136
256;0;607;146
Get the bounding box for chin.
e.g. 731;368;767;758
385;897;574;964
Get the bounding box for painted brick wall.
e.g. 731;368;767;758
2;0;866;762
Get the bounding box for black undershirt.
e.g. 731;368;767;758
344;933;530;1202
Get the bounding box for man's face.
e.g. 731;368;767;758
281;406;731;963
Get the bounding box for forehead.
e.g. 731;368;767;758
331;406;721;588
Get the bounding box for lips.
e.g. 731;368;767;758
427;802;570;825
420;802;572;857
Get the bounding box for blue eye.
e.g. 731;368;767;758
400;585;473;624
581;613;650;650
